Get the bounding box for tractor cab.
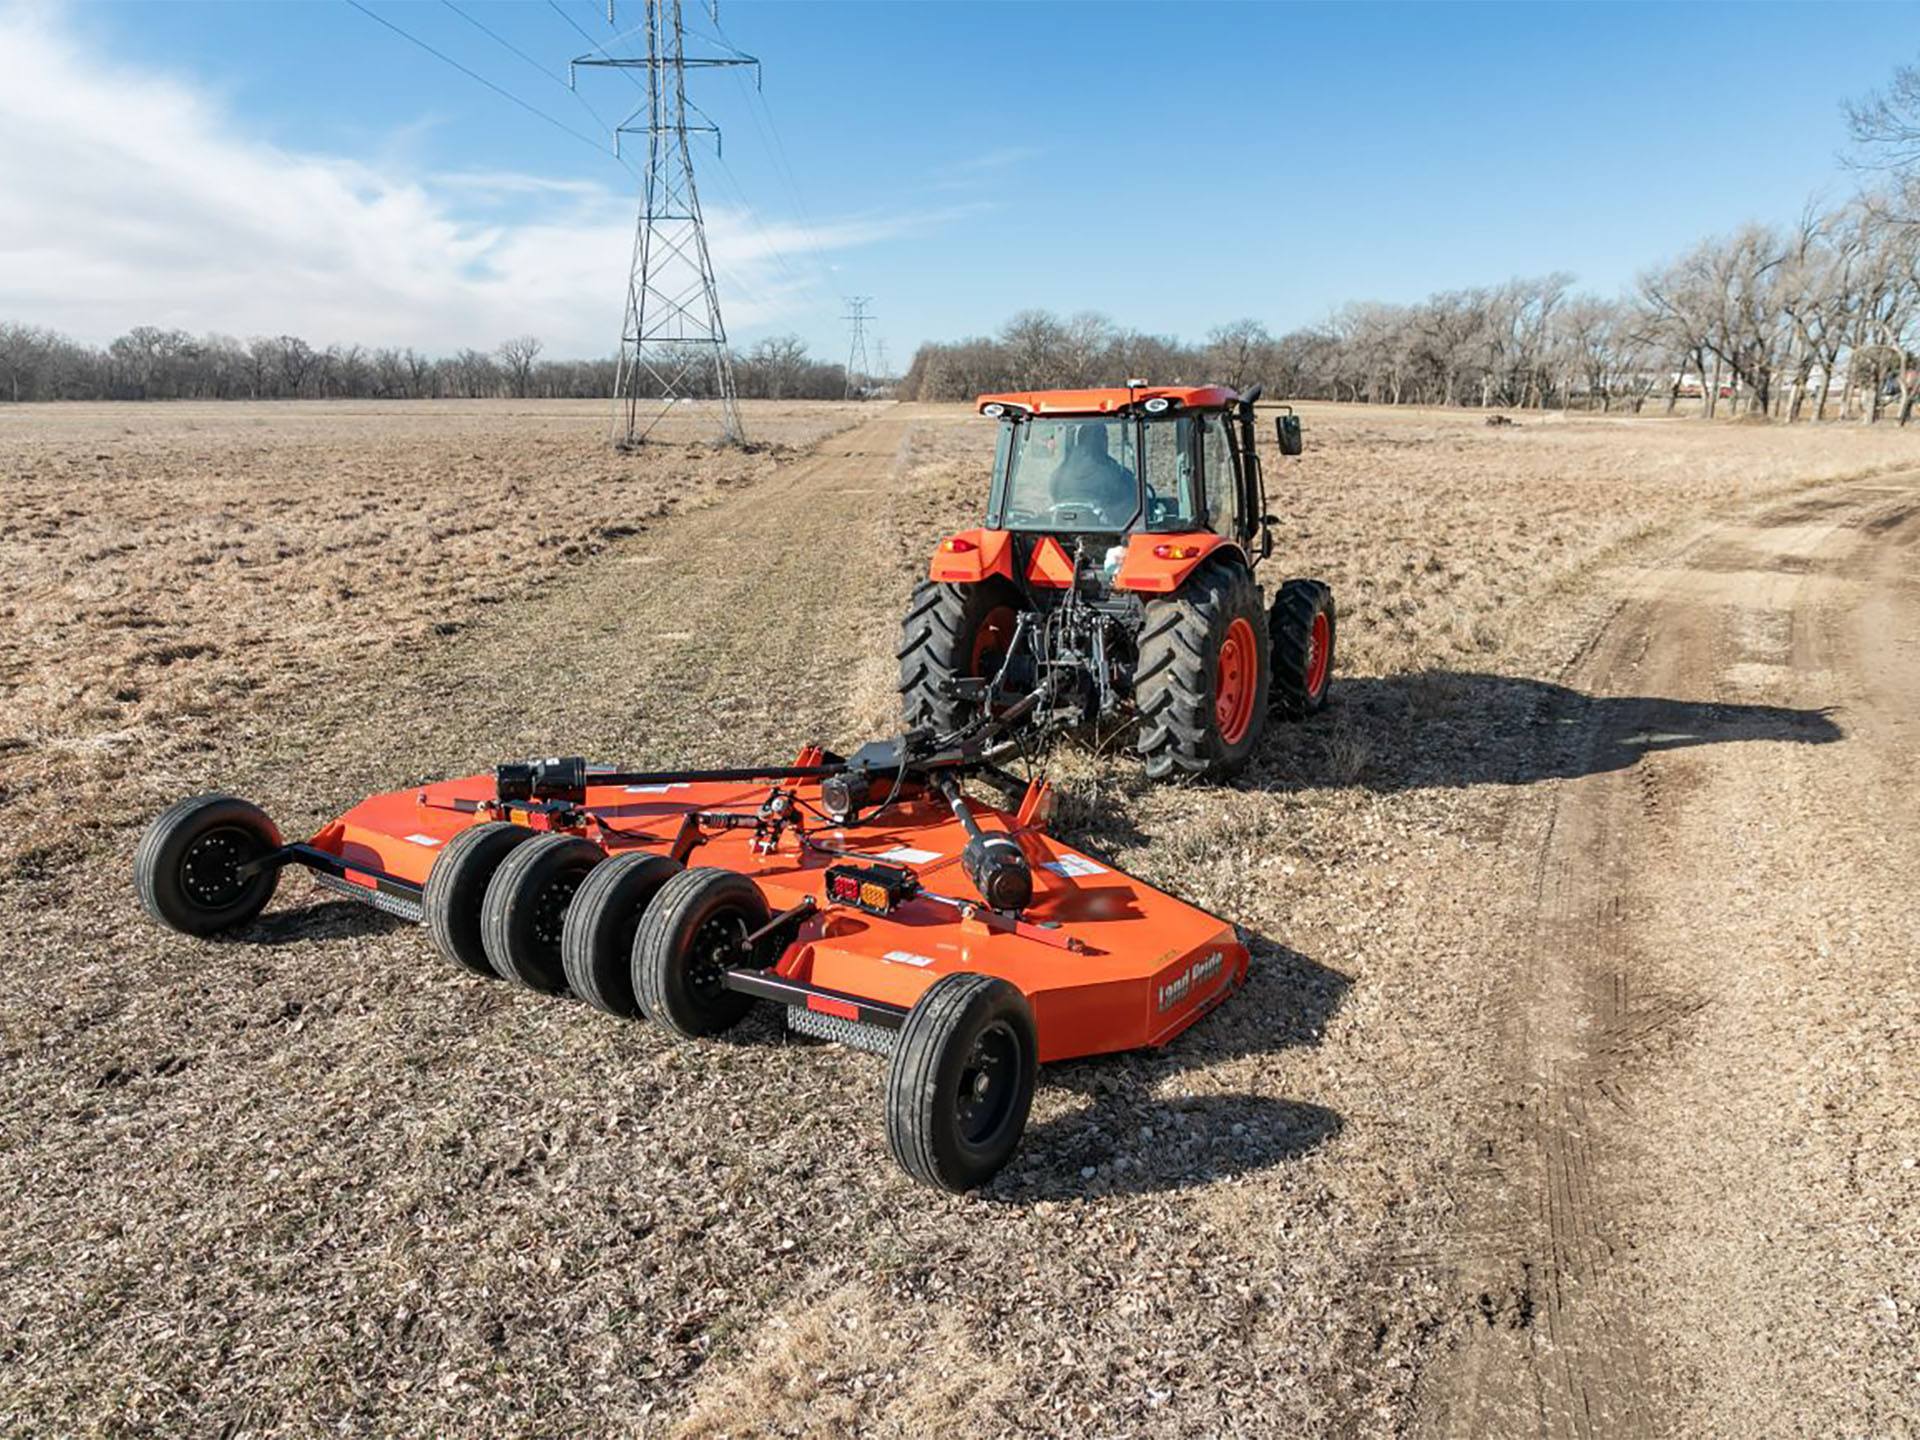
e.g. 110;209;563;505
976;384;1274;584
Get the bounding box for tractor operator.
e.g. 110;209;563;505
1050;423;1136;525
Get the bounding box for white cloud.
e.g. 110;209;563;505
0;4;944;354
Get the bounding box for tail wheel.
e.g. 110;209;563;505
1270;579;1336;720
561;852;683;1017
424;822;534;977
632;868;770;1039
134;794;283;936
898;578;1024;733
482;833;604;994
1135;556;1271;780
885;972;1038;1193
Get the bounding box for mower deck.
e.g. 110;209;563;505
305;764;1245;1063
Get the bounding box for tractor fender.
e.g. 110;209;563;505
1111;534;1244;594
928;528;1015;584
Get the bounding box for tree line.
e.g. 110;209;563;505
899;197;1920;423
0;327;855;405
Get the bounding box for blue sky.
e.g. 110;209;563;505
0;1;1909;362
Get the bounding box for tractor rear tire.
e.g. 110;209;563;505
1135;556;1271;780
134;794;283;936
424;822;534;978
885;972;1038;1193
898;578;1023;734
632;867;770;1039
1270;579;1336;720
561;851;683;1017
482;832;604;994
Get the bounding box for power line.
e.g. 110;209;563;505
440;0;638;177
344;0;620;162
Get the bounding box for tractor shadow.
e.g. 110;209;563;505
990;940;1350;1201
1249;670;1843;793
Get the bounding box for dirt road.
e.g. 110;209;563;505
1418;480;1920;1436
3;407;1914;1436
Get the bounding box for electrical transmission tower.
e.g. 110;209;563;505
575;3;756;447
843;296;874;401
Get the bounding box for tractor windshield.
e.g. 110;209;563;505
991;415;1205;533
995;416;1140;531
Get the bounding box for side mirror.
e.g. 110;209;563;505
1274;407;1303;457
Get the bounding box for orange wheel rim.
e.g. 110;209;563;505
1215;617;1257;745
1306;611;1330;697
971;605;1017;676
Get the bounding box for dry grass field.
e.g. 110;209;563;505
1;398;1915;1437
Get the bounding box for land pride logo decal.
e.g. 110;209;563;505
1157;950;1225;1013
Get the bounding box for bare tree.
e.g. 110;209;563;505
1204;319;1273;392
496;335;544;399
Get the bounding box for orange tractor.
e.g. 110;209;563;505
900;384;1334;779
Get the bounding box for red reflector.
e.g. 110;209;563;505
941;537;976;553
1153;543;1201;560
827;873;860;904
807;995;860;1021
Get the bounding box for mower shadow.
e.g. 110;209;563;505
990;940;1351;1201
247;898;409;945
1250;670;1843;793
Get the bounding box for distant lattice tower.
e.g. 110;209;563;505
844;296;874;401
576;1;755;447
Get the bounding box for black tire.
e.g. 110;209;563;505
561;852;683;1017
134;794;283;936
481;833;604;994
424;822;534;978
885;972;1038;1193
1270;579;1336;720
897;577;1024;733
1134;556;1271;780
632;867;770;1038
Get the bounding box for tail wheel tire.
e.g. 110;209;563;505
898;578;1023;733
1135;556;1271;780
632;868;770;1038
561;852;684;1017
885;972;1038;1193
424;822;535;978
482;833;605;993
134;794;283;936
1270;579;1337;719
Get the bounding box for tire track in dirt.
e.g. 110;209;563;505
270;409;925;811
1415;471;1920;1437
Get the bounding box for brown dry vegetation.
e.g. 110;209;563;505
0;400;862;877
0;400;1915;1437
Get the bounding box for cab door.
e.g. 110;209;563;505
1200;411;1240;542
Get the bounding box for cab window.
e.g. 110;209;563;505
1142;416;1200;531
1202;413;1239;538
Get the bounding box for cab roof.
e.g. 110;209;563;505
976;385;1241;416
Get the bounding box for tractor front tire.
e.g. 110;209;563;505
1270;579;1336;720
424;822;534;978
898;578;1023;733
885;972;1038;1193
1135;557;1271;780
632;867;770;1039
562;852;684;1017
482;832;604;994
134;794;283;936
